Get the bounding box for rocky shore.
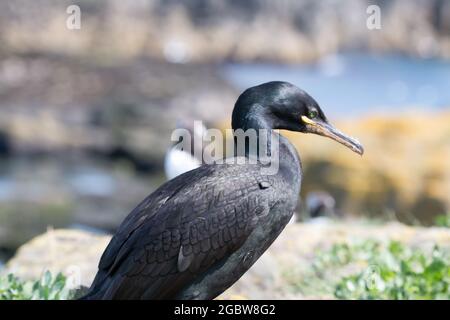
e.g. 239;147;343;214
1;1;450;63
0;53;449;253
1;0;450;265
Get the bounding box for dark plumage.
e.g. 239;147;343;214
82;81;363;300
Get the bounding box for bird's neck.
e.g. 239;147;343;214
273;132;302;194
233;117;302;192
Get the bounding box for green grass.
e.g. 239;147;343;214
334;241;450;299
284;240;450;300
1;241;449;300
0;271;74;300
435;213;450;228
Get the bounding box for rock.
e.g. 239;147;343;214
4;222;450;298
3;229;111;288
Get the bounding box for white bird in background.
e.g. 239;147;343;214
164;120;207;180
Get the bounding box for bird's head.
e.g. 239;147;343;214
232;81;364;155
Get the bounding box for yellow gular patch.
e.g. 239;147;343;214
301;115;316;125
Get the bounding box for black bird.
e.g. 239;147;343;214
82;81;363;300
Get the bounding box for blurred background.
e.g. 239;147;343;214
0;0;449;299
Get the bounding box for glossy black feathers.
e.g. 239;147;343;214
82;162;289;299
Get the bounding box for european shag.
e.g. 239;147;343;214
82;81;363;300
164;120;298;225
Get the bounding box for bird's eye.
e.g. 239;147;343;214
308;109;318;119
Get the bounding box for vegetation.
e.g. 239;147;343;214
334;241;449;299
435;213;450;228
1;240;449;300
284;240;450;300
0;271;74;300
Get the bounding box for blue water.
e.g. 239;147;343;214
222;54;450;118
68;169;116;197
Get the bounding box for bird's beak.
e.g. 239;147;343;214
301;116;364;155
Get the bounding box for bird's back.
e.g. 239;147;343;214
83;160;296;299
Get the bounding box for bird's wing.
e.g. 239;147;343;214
88;163;277;299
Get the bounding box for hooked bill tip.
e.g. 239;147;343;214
353;142;364;156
